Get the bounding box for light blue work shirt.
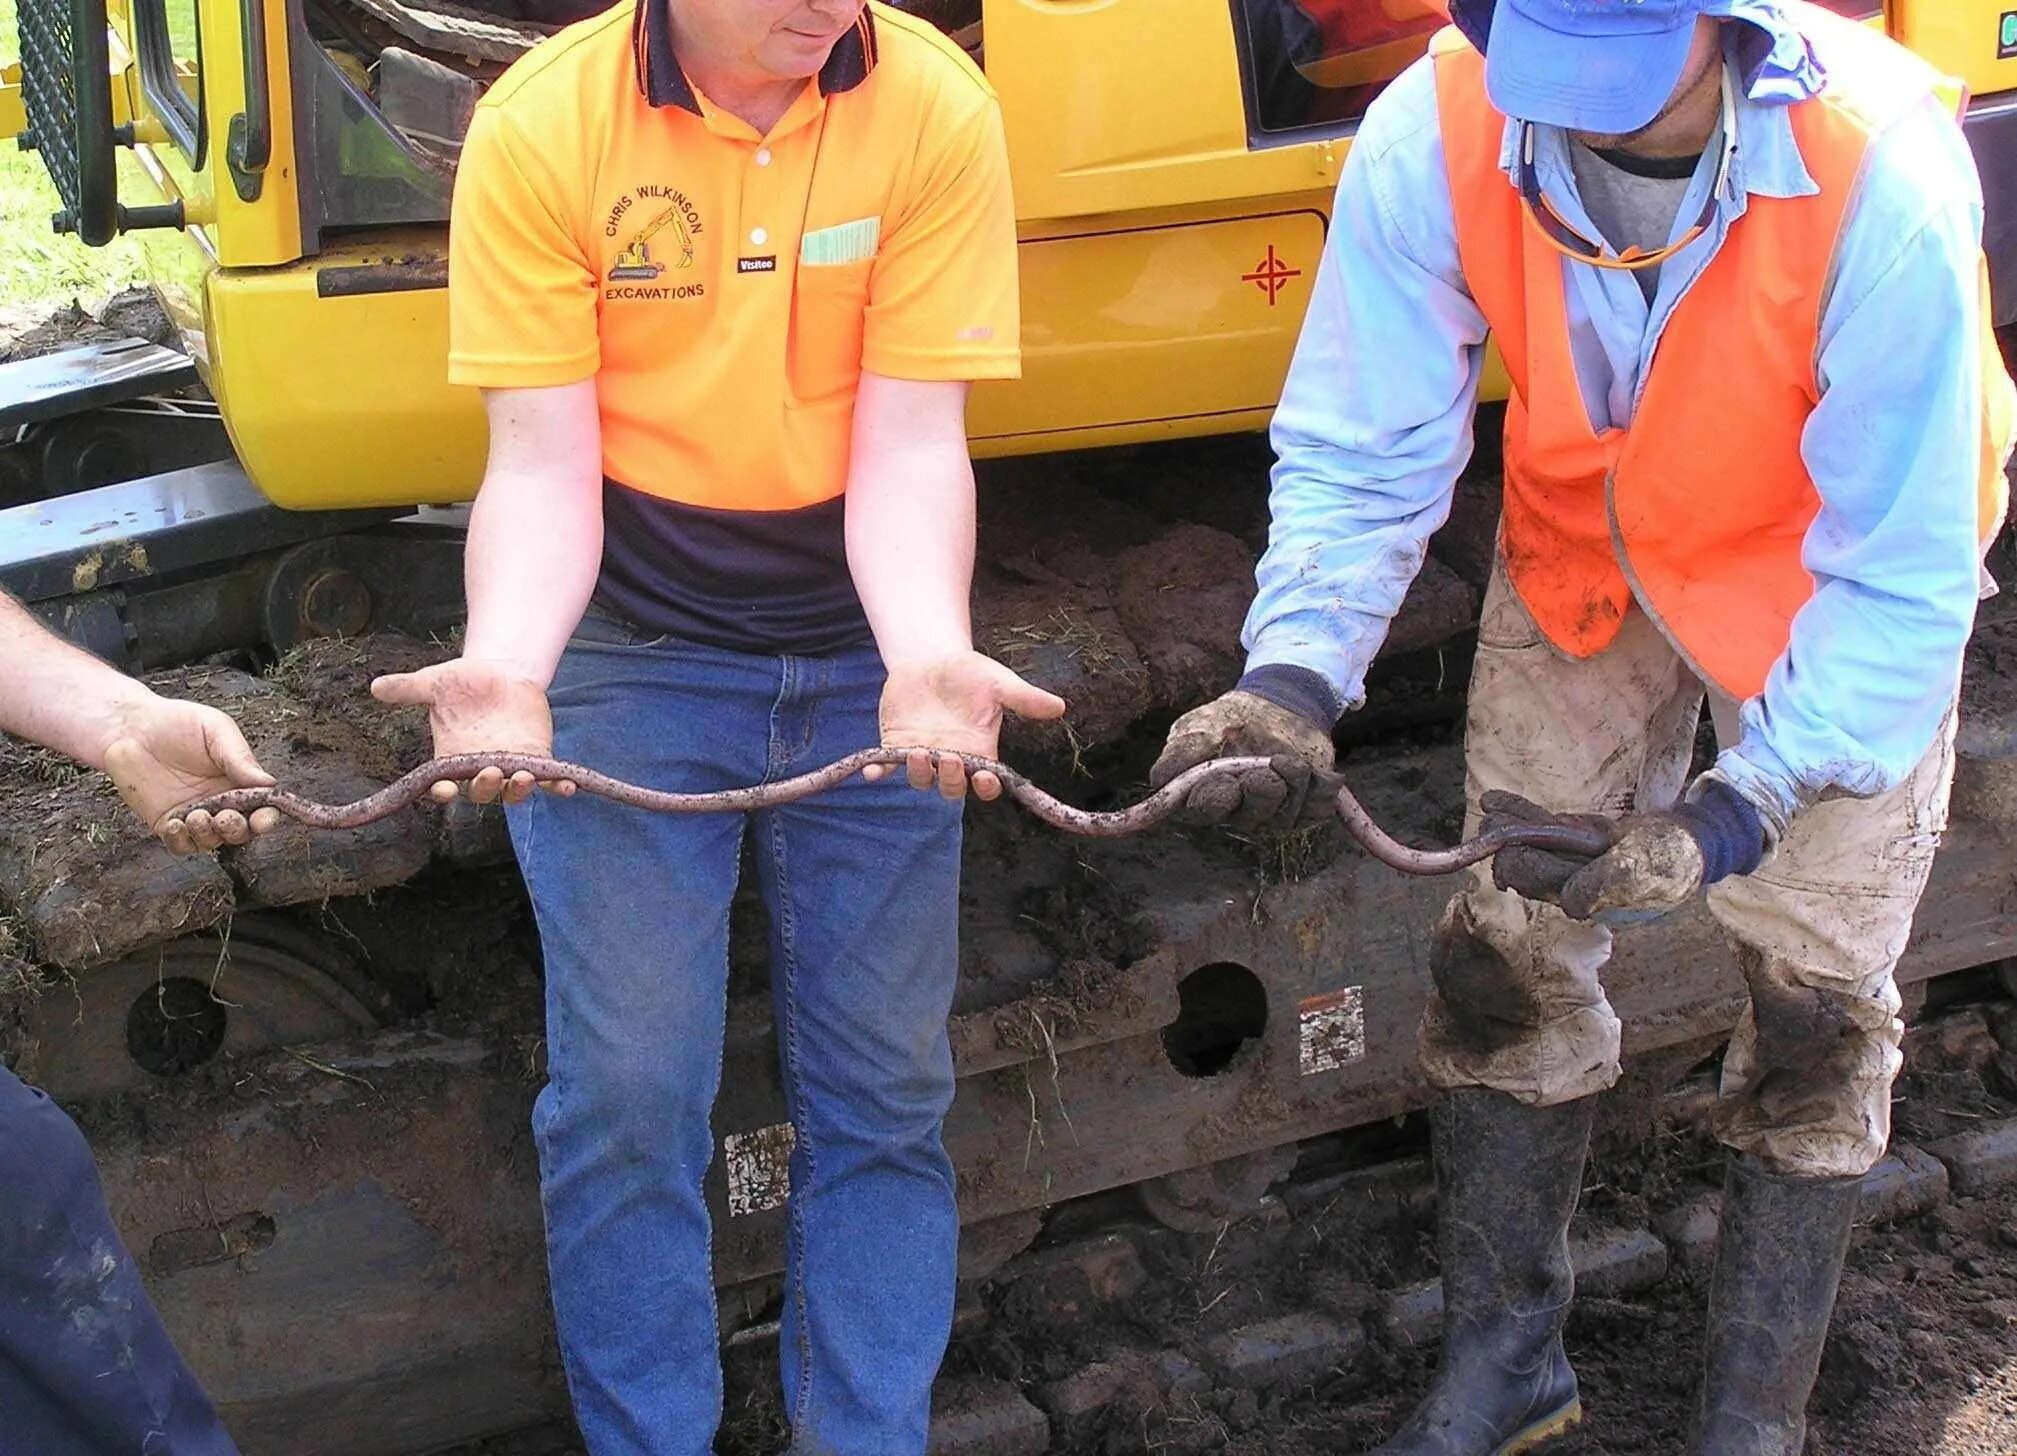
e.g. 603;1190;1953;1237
1242;3;2002;836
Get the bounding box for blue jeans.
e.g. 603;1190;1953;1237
0;1067;239;1455
508;614;963;1455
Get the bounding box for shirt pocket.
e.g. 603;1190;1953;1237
788;257;874;405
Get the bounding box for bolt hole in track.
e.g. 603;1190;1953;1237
1161;961;1270;1079
21;915;388;1101
125;974;229;1075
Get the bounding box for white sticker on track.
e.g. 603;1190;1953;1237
1298;986;1366;1075
725;1122;796;1217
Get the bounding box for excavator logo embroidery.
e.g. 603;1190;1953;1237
604;188;707;300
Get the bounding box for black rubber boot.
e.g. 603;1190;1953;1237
1366;1088;1595;1455
1692;1157;1861;1456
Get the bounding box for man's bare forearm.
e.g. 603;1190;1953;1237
846;374;977;666
848;449;976;665
460;383;607;684
461;465;604;684
0;593;153;768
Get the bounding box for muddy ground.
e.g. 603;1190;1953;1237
0;286;179;363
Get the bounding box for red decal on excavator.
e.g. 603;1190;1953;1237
1243;244;1302;305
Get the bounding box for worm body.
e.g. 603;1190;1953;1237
174;750;1612;874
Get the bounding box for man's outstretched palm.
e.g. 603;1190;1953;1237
870;651;1067;800
370;657;569;805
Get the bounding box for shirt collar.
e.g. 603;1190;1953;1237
631;1;877;115
1493;9;1820;207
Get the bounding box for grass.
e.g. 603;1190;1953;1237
1;0;157;314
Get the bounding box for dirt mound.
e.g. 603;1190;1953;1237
0;286;179;362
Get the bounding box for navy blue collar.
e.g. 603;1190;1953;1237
632;1;878;114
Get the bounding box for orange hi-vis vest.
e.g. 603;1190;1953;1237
1431;3;2014;700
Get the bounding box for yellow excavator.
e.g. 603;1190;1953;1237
0;3;2014;1452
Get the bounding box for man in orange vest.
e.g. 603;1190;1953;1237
1153;1;2012;1452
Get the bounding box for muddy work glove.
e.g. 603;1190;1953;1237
1150;684;1338;833
1483;780;1766;923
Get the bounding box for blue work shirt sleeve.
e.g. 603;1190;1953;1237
1713;97;1998;835
1241;60;1490;709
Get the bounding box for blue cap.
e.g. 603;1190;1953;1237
1485;0;1704;134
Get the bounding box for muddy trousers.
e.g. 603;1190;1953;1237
508;614;965;1456
0;1066;239;1455
1420;563;1954;1179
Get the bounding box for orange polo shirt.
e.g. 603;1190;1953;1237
447;2;1020;651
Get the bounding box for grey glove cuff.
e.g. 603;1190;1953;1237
1236;664;1347;731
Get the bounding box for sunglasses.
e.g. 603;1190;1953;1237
1515;62;1738;273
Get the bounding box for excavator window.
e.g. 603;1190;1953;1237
1236;0;1448;137
132;0;203;162
285;0;984;245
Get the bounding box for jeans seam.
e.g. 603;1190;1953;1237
526;796;557;1116
767;656;794;782
526;792;602;1416
769;808;820;1431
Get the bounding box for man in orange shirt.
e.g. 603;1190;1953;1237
370;3;1061;1450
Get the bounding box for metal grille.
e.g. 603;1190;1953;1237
13;0;130;243
16;0;85;223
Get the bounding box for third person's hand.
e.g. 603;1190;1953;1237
106;693;283;854
1149;689;1337;833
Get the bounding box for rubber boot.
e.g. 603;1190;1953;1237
1366;1088;1595;1455
1692;1157;1860;1456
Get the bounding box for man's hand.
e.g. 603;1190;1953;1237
865;652;1068;801
1483;780;1766;922
370;659;571;806
105;696;282;854
1148;690;1337;832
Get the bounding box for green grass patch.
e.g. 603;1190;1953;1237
1;0;155;316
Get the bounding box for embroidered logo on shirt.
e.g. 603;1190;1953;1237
605;186;705;282
800;216;880;267
738;256;778;274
